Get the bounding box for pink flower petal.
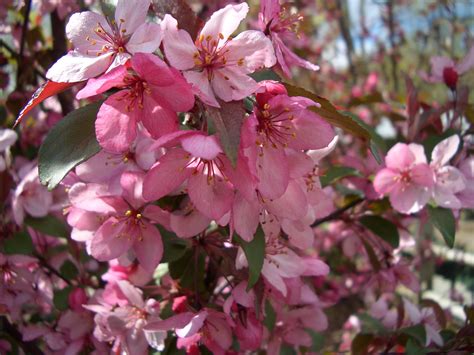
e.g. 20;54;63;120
131;53;175;87
90;218;133;261
431;135;460;167
187;172;234;220
232;193;260;242
161;15;197;70
114;0;150;35
46;51;114;82
256;145;289;199
181;134;222;160
95;94;138;153
134;222;163;272
142;149;192;201
225;30;276;71
126;23;162;54
76;65;128;99
385;143;415;170
200;3;249;44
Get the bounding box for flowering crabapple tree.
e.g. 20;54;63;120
0;0;474;354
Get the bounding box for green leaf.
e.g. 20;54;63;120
159;227;190;263
264;300;276;332
284;83;371;140
351;334;374;355
249;70;281;82
3;231;34;255
25;215;69;238
340;111;386;164
320;166;362;187
348;91;384;107
358;313;386;333
427;206;456;248
168;250;206;292
307;330;325;352
361;239;381;272
39;101;102;189
60;260;78;279
205;101;246;167
405;338;427;355
53;286;73;311
359;215;400;248
400;324;426;346
234;226;265;290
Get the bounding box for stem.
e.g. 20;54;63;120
34;253;73;286
16;0;32;89
50;10;74;115
311;198;364;227
0;317;43;355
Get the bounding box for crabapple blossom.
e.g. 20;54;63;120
420;46;474;89
161;3;276;106
373;143;434;214
77;53;194;153
258;0;319;77
3;0;474;353
47;0;161;82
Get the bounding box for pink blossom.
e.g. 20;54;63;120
0;128;17;172
46;0;162;82
69;172;168;272
430;135;465;209
12;164;53;225
241;82;334;199
77;53;194;153
236;233;308;296
86;280;166;353
33;0;79;20
143;131;250;222
420;46;474;89
258;0;319;77
457;156;474;208
373;143;434;214
403;299;443;347
75;128;163;192
161;3;276;106
145;309;233;354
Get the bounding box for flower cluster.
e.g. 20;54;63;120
1;0;473;354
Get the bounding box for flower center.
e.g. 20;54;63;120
255;103;296;150
86;18;130;56
119;74;151;112
193;34;244;79
187;155;228;185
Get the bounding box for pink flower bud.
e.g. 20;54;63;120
68;288;88;311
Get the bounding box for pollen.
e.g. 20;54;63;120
218;33;224;39
125;210;132;217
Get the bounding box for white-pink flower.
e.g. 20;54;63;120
373;143;434;214
46;0;161;82
420;46;474;89
161;3;276;107
430;135;465;209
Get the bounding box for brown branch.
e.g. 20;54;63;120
311;198;365;227
50;10;74;115
16;0;32;89
0;317;44;355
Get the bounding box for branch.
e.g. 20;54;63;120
34;253;73;286
0;317;43;355
16;0;32;89
311;198;365;227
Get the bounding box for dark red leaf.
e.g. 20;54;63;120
15;80;77;127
